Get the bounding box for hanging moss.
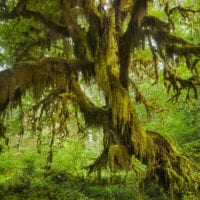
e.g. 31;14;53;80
109;81;130;131
146;130;200;198
95;55;110;94
0;58;79;110
166;44;200;56
131;126;154;164
108;144;131;172
143;15;169;29
130;80;164;115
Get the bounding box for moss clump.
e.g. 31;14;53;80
108;144;131;172
146;131;200;198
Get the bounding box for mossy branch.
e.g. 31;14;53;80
70;78;108;126
166;44;200;56
0;3;70;37
168;4;200;16
143;15;169;29
0;58;94;111
130;80;165;114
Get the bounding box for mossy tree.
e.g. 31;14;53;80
0;0;200;198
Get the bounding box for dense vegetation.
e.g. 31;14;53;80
0;0;200;199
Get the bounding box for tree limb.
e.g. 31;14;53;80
0;58;93;111
0;3;69;37
70;78;108;126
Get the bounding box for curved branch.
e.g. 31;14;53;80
144;28;192;47
143;15;169;30
22;10;70;36
0;3;69;37
70;78;108;126
130;80;165;114
168;5;200;16
166;44;200;56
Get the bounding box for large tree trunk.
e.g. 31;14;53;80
89;75;200;198
87;9;200;195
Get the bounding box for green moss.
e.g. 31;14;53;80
108;145;131;172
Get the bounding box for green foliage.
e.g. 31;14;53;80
0;142;138;200
0;150;21;182
0;18;32;65
0;146;87;199
82;184;136;200
135;76;200;162
52;137;100;177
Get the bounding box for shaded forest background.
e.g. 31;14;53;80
0;0;200;199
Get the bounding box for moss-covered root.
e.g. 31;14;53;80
146;131;200;199
89;130;200;199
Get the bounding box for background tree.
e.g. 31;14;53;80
0;0;200;198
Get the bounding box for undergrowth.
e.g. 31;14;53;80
0;136;198;200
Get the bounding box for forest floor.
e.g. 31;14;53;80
0;135;199;200
0;169;169;200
